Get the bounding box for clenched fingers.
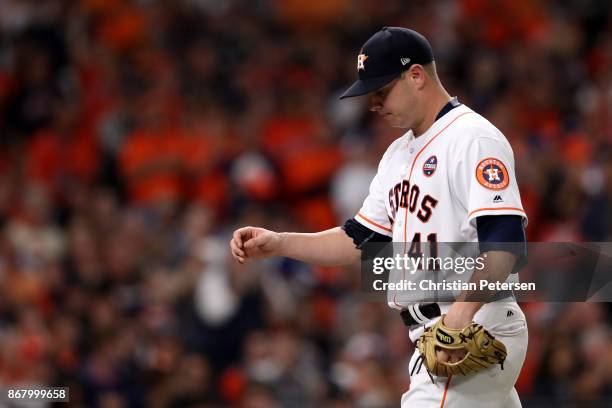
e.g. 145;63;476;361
230;238;246;262
230;230;248;264
233;228;247;248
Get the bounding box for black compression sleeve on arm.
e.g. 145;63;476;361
476;215;527;273
342;218;392;249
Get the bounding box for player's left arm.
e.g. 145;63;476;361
438;215;525;364
444;253;513;327
444;131;528;330
444;215;526;328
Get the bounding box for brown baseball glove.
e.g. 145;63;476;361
413;315;507;379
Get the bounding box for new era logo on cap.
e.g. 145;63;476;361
401;58;411;65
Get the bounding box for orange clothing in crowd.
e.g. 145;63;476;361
261;115;341;195
260;114;341;230
119;128;183;205
119;126;231;211
459;0;547;47
95;3;148;52
179;130;229;213
26;128;100;199
273;0;350;29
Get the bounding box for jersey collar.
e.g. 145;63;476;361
435;96;461;122
403;102;471;151
404;97;462;144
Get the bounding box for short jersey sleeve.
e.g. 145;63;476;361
454;136;527;226
355;172;393;237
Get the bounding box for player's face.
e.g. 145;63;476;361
368;72;422;129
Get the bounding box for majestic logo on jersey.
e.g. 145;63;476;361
357;54;368;70
476;158;509;190
493;195;503;203
423;155;437;176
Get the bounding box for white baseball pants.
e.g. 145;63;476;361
401;301;528;408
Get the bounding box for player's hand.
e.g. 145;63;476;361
442;312;472;329
230;226;282;264
436;348;467;364
435;313;469;363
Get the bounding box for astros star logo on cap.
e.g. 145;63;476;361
357;53;368;70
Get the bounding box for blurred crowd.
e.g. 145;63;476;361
0;0;611;407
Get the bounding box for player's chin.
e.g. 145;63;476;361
387;118;406;128
383;114;404;128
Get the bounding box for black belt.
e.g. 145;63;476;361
400;290;515;327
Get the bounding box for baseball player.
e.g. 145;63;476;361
230;27;528;407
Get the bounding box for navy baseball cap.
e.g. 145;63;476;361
340;27;434;99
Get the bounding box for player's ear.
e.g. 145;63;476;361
407;64;427;90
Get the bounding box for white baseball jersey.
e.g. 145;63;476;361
354;104;527;309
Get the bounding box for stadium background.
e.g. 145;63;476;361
0;0;610;406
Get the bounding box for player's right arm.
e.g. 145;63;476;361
231;140;397;267
230;226;361;266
